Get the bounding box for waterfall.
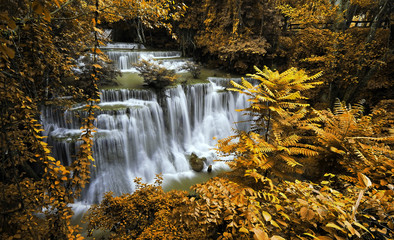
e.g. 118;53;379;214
43;78;250;203
104;50;189;72
43;42;252;204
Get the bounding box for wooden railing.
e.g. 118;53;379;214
286;19;392;30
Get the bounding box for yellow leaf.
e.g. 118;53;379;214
53;0;60;7
343;221;356;235
271;236;286;240
93;27;104;34
239;227;249;234
92;64;102;69
326;223;345;232
270;220;281;229
357;173;372;189
317;236;332;240
1;45;15;59
304;233;319;239
253;229;269;240
262;211;272;222
352;222;370;234
297;198;308;205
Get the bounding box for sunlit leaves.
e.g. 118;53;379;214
88;176;194;239
218;66;322;178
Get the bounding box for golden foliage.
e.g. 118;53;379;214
96;0;186;34
217;66;322;178
307;99;394;187
87;176;200;239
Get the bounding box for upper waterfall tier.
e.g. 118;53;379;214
42;78;251;203
105;49;189;72
100;42;145;50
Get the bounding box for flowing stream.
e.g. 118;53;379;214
42;43;250;205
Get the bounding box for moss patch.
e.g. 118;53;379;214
102;66;240;89
175;67;240;85
112;73;145;89
98;104;144;111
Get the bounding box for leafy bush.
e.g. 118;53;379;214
87;176;203;240
134;60;176;90
77;55;121;87
179;61;202;79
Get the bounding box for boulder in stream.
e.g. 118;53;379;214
189;153;206;172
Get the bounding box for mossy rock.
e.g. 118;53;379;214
189;153;207;172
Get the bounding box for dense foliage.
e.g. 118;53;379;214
176;0;282;72
175;0;393;106
277;0;393;106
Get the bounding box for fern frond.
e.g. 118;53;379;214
256;95;276;103
259;158;275;170
261;84;275;97
278;101;309;108
241;78;254;89
333;99;347;115
293;143;323;151
352;148;368;163
277;91;306;101
230;80;246;90
306;71;323;81
288;147;319;156
279;154;302;167
281;134;301;146
338;175;358;184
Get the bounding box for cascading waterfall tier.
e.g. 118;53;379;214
104;49;190;72
43;78;250;203
43;42;252;204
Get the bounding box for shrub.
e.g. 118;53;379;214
87;176;204;239
134;60;176;90
179;61;201;79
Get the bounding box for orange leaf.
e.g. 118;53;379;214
357;173;372;189
300;207;315;221
253;229;269;240
53;0;60;7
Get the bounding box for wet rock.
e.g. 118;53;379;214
207;164;212;173
189;153;206;172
